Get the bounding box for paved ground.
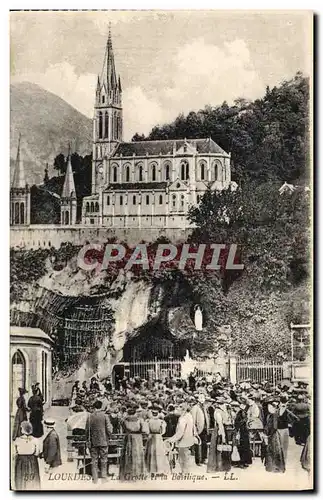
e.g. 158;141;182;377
29;406;312;491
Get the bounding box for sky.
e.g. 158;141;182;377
10;10;312;140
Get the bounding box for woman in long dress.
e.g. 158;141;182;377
263;401;285;473
119;407;148;481
207;398;231;473
145;408;169;474
28;388;44;438
14;421;40;490
234;402;252;468
12;388;28;440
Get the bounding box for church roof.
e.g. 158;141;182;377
11;135;26;189
106;182;167;191
112;138;228;158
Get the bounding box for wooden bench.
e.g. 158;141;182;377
67;434;126;472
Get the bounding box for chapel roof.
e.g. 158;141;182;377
10;326;52;342
112;138;228;158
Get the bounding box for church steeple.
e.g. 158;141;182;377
10;134;30;226
60;144;77;225
97;25;121;108
61;145;76;199
12;134;26;189
92;25;123;193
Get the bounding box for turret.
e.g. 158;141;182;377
10;134;30;225
60;145;77;225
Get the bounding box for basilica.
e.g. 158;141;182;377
10;30;235;232
81;30;234;229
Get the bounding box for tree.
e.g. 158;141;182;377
183;181;310;358
53;153;66;174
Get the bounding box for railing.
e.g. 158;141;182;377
236;358;284;387
114;360;183;381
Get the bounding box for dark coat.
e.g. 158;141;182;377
164;412;179;438
42;429;62;468
86;410;113;447
28;395;44;438
12;396;28;440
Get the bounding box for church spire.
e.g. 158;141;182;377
61;144;76;199
100;24;118;92
12;134;26;189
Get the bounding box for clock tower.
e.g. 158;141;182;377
92;27;123;194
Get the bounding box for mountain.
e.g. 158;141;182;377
10;82;93;185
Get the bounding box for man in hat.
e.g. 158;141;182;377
41;419;62;472
191;393;210;465
85;400;113;484
166;402;197;473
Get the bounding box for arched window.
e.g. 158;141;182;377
120;195;123;206
15;202;19;224
133;195;136;205
125;165;130;182
104;112;109;139
12;350;26;404
102;95;105;104
159;194;163;205
65;211;69;225
95;202;99;212
107;196;110;206
152;164;156;181
211;161;221;181
117;117;121;140
98;111;103;139
181;161;189;180
113;166;117;183
164;163;170;180
172;194;176;208
20;203;24;224
180;194;185;210
114;112;117;140
86;202;90;212
138;165;143;182
146;195;149;205
200;162;206;181
90;202;94;213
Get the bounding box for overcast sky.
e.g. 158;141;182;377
10;10;312;140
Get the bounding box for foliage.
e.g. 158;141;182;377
182;180;311;358
132;73;309;184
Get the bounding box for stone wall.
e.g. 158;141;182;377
10;225;193;249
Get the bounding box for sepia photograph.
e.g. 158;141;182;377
9;9;313;491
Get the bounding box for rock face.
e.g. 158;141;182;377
10;82;92;185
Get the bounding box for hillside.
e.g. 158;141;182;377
10;82;92;185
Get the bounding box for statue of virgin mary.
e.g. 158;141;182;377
194;305;203;331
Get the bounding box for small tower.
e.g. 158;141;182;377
10;134;30;226
60;146;77;225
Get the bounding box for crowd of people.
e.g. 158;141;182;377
67;371;311;484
